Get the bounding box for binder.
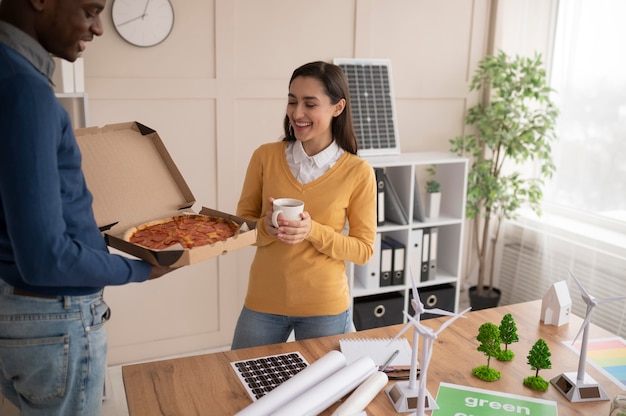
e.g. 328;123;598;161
379;240;393;287
374;168;386;226
428;227;438;281
382;172;409;225
408;228;424;280
413;173;426;222
420;228;431;282
383;236;405;286
354;234;381;289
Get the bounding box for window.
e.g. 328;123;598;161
546;0;626;230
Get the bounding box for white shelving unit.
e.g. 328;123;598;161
349;151;468;326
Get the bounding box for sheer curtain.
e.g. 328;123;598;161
496;0;626;338
497;219;626;339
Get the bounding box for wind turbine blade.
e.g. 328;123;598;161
572;304;593;345
435;308;471;335
409;266;419;302
598;295;626;304
424;307;457;317
390;321;413;342
405;313;431;337
568;269;593;304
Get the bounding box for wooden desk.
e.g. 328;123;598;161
122;301;621;415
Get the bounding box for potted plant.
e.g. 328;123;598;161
450;51;559;310
425;165;441;219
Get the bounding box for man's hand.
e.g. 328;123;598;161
148;265;179;280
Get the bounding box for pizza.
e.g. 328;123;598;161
124;214;240;250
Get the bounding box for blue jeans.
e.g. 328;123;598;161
0;280;110;416
231;306;351;350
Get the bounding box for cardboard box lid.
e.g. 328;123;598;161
76;121;195;233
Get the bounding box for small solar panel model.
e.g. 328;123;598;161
334;58;400;156
231;352;309;401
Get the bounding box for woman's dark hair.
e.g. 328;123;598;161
282;61;358;155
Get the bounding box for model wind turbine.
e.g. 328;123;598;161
550;269;626;402
406;307;470;416
385;267;469;413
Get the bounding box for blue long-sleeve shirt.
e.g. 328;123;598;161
0;22;151;296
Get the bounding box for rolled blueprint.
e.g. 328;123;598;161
331;371;388;416
235;350;347;416
272;356;377;416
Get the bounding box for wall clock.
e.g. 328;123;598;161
111;0;174;47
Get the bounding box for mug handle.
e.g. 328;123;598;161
271;210;283;228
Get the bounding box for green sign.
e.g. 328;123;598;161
432;382;558;416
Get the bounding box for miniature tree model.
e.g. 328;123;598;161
524;338;552;391
472;322;502;381
498;313;519;361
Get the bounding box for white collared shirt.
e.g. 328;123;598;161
286;140;345;184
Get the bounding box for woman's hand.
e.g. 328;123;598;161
264;197;311;244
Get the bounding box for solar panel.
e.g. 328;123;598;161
231;352;309;401
334;58;400;156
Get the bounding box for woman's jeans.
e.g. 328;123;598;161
0;279;110;416
231;305;351;350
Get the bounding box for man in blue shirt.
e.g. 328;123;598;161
0;1;178;414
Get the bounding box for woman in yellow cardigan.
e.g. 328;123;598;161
231;61;377;349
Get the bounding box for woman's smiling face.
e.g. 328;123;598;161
287;76;344;155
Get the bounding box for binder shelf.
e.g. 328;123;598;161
349;152;468;327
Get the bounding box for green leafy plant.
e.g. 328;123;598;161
498;313;519;361
426;180;440;194
524;338;552;391
472;322;502;381
450;51;559;298
426;165;440;193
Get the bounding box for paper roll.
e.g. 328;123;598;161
331;371;388;416
235;350;347;416
272;356;377;416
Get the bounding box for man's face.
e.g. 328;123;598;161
36;0;107;62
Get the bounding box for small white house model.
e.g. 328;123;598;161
541;280;572;326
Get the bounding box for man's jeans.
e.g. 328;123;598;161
0;280;110;415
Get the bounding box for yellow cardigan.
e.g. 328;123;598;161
237;141;377;316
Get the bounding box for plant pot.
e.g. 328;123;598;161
425;192;441;219
468;286;502;311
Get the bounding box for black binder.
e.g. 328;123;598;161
383;236;405;286
379;240;393;287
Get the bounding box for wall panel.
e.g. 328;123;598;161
72;0;496;364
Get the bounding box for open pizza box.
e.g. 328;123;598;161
75;121;257;267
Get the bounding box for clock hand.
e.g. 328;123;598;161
117;0;152;27
116;14;146;27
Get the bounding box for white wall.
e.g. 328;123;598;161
59;0;553;365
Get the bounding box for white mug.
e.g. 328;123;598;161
272;198;304;228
